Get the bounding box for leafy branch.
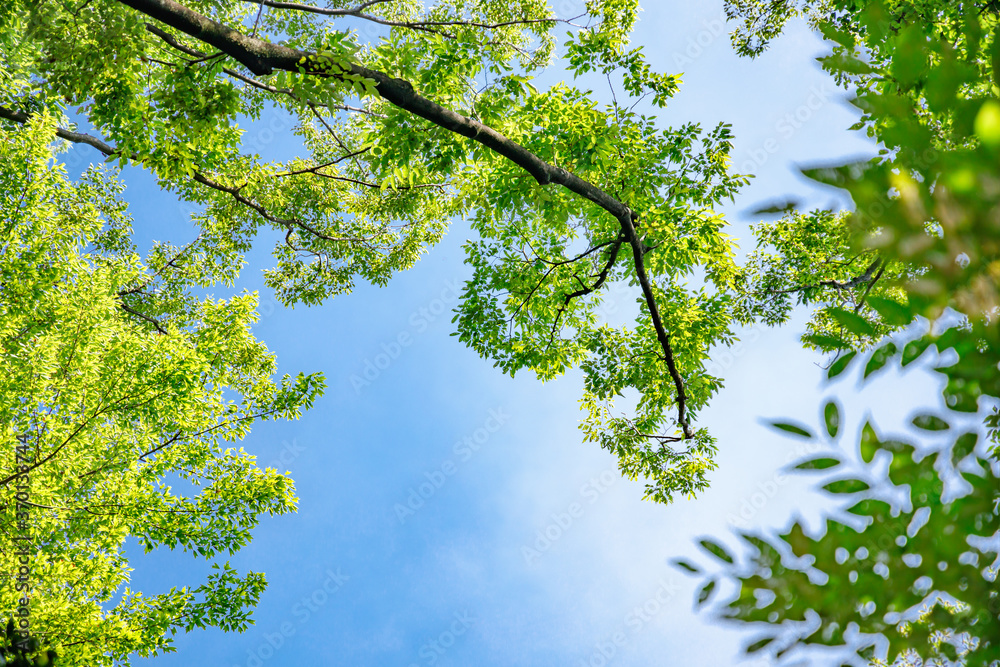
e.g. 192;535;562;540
112;0;697;440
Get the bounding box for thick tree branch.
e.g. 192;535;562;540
145;23;384;116
109;0;695;438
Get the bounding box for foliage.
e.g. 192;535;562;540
734;207;912;352
0;0;771;503
0;115;323;665
680;1;1000;665
679;370;1000;666
0;619;56;667
728;0;1000;448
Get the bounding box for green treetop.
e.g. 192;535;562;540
3;0;767;502
0;113;322;665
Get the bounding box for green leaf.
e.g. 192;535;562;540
804;334;852;351
891;24;930;88
794;456;841;470
768;421;814;439
860;421;879;463
823;400;841;438
951;431;978;465
912;414;950;431
828;351;857;379
745;636;776;654
816;21;855;49
993;27;1000;90
671;558;701;574
750;199;800;215
696;578;717;607
827;307;876;337
698;539;734;564
864;342;897;379
867;297;906;329
974;100;1000;148
902;338;932;366
822;478;870;494
845;498;892;518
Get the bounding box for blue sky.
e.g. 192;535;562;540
59;1;961;665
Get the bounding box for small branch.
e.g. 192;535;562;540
767;257;883;297
854;261;886;313
0;105;117;155
1;104;375;250
273;147;374;177
118;301;168;334
544;235;624;349
235;0;579;38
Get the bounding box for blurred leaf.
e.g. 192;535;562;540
823;478;870;494
794;456;841;470
864;342;897;379
902;338;932;366
696;579;717;607
745;635;776;654
824;400;841;438
828;307;876;337
750;199;800;215
804;334;852;351
860;421;879;463
865;296;912;326
890;24;930;88
698;539;735;564
768;421;814;438
846;498;892;518
974;99;1000;148
671;559;701;574
828;351;857;379
912;414;950;431
950;431;977;465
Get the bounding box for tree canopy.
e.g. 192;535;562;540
0;113;321;663
3;0;763;503
2;0;999;664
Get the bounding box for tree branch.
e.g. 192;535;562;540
108;0;695;438
0;104;372;247
768;257;883;297
235;0;578;38
118;301;168;334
